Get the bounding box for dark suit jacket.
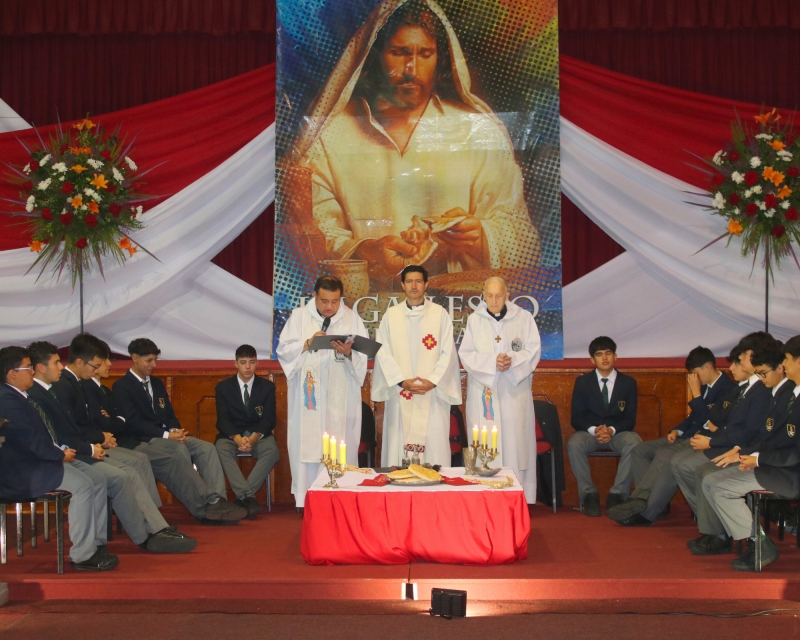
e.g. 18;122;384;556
534;400;565;506
739;380;797;455
707;382;748;429
81;378;140;449
28;381;95;456
752;391;800;498
113;370;180;441
0;384;65;500
214;375;276;442
704;379;771;457
570;370;638;433
51;368;104;443
678;373;737;439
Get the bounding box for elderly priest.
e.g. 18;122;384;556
460;277;542;502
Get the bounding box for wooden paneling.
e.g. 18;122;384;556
106;361;699;507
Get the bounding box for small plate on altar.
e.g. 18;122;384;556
387;477;443;487
472;467;501;477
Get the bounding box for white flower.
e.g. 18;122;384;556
778;151;793;161
733;208;740;215
23;164;31;174
80;205;87;211
25;195;35;212
731;171;745;184
712;192;725;209
59;177;65;181
87;158;104;170
52;162;68;173
744;189;752;198
39;154;51;167
752;185;762;194
713;150;725;166
765;209;775;218
124;156;137;171
36;178;51;191
750;156;762;168
755;133;773;140
136;206;143;216
112;167;124;182
781;201;791;210
758;201;767;211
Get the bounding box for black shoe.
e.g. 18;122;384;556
607;497;647;523
140;529;198;554
690;534;732;556
731;537;780;571
687;533;710;550
583;492;601;517
620;513;652;527
204;498;246;523
237;496;262;519
605;493;626;510
71;549;119;572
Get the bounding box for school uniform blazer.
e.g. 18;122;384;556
739;382;797;455
214;375;277;442
751;394;800;499
113;371;181;441
704;380;771;458
677;374;737;439
0;384;65;500
52;369;104;443
570;370;638;433
27;382;95;456
707;383;747;429
80;379;140;449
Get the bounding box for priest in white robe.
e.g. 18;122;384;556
460;276;542;503
372;265;461;466
277;276;368;509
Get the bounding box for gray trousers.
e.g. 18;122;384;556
216;434;280;500
105;446;161;507
129;437;223;519
567;430;643;500
75;456;168;545
670;448;727;535
59;461;107;563
630;437;691;521
703;466;763;541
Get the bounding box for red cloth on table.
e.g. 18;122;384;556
357;475;474;487
301;487;530;566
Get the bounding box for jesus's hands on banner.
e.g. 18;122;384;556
353;235;417;277
436;208;485;263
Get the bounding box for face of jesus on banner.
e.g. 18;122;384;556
378;25;437;112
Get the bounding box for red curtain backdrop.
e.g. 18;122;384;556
3;0;800;291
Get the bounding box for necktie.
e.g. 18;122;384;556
29;397;59;445
143;380;154;409
601;378;609;407
738;383;749;399
321;316;331;332
48;387;58;400
243;383;250;407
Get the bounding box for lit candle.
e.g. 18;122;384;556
472;425;479;445
330;436;337;462
322;432;330;457
340;440;346;465
481;426;488;447
491;426;498;451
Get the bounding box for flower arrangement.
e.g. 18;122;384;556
696;108;799;278
5;117;157;286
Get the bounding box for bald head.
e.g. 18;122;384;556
483;277;508;314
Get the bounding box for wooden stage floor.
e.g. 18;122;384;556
3;504;800;603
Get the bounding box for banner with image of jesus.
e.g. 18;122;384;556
273;0;562;359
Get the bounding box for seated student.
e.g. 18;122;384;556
114;338;246;523
27;340;196;554
567;336;640;516
0;346;117;571
671;333;773;556
608;346;736;526
214;345;279;519
702;336;799;571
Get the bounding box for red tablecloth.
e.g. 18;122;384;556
300;469;530;565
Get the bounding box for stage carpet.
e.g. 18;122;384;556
3;504;800;604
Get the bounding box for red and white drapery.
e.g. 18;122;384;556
0;57;796;357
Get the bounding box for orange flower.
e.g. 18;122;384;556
73;118;96;131
754;108;779;125
126;245;138;257
69;146;92;156
29;240;44;252
727;219;744;236
89;173;109;190
769;140;786;151
70;195;83;209
118;237;131;249
70;164;88;174
87;201;100;214
762;166;785;186
778;185;793;200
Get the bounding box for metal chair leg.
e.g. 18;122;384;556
763;501;771;535
1;504;7;565
778;502;786;541
266;472;272;513
106;497;113;542
16;502;23;557
550;449;557;514
30;501;37;548
56;495;65;575
43;501;50;542
754;497;762;573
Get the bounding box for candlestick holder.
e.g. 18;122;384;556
321;455;345;489
463;443;478;475
476;445;499;472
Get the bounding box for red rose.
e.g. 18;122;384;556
100;150;111;160
29;160;39;171
729;152;740;162
75;237;88;249
107;184;117;194
728;193;741;206
771;225;786;239
109;203;122;217
60;213;73;225
41;207;52;220
786;208;798;221
85;214;98;228
62;182;75;194
746;203;758;216
710;174;725;187
787;167;800;178
745;171;759;186
765;194;778;208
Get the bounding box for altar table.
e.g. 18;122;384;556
300;467;531;566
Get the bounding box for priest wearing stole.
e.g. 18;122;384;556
373;265;461;466
277;276;368;510
460;277;542;503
